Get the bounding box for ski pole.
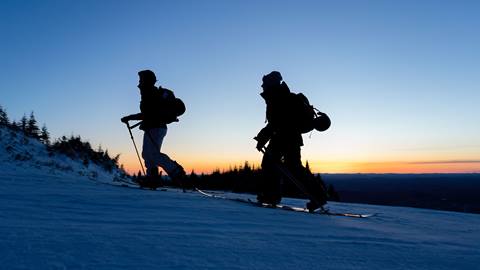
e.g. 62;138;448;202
260;147;325;208
125;122;146;176
130;121;142;130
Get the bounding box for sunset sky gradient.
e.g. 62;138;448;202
1;0;479;174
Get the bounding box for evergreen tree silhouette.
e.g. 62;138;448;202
27;111;40;138
20;114;28;133
0;105;9;126
40;124;50;145
10;121;19;131
189;170;199;187
327;183;340;202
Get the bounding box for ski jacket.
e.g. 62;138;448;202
257;82;303;147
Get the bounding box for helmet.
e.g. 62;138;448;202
262;71;282;86
174;98;186;116
138;70;157;84
313;113;331;132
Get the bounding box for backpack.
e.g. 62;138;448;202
156;87;186;124
292;92;330;133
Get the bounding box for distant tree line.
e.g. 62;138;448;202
153;161;340;201
0;105;121;173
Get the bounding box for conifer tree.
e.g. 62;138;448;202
20;114;28;133
10;121;19;131
327;184;340;201
190;170;199;186
243;161;251;172
112;154;120;165
40;124;50;145
0;105;9;126
27;111;40;138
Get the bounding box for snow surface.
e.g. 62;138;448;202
1;128;480;269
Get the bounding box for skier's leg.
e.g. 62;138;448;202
145;128;186;184
138;129;163;188
284;146;327;211
259;141;282;205
142;129;158;177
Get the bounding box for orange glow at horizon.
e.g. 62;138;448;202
309;160;480;174
120;155;480;175
120;155;262;175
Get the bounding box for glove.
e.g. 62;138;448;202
255;139;266;152
254;135;269;152
254;126;272;151
121;116;131;123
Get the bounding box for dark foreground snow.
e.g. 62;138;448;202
1;169;479;270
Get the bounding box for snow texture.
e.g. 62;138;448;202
1;127;479;270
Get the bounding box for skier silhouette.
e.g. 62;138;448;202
255;71;327;212
121;70;186;188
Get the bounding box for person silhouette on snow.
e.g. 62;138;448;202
254;71;327;212
121;70;186;187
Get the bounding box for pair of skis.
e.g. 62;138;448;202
101;178;372;218
195;188;374;218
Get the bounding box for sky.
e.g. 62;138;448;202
1;0;479;174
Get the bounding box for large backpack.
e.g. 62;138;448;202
292;92;330;133
156;87;186;124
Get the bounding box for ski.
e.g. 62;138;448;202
88;177;169;191
89;175;189;193
195;188;374;218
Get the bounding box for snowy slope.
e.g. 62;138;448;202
1;128;480;270
0;126;124;182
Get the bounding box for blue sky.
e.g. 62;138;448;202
1;0;479;173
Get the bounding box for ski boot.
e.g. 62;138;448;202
169;163;189;192
257;193;281;207
137;168;164;190
306;199;327;213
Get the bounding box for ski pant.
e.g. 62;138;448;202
259;139;326;205
142;127;180;177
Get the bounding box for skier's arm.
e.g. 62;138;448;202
121;113;143;123
254;124;273;151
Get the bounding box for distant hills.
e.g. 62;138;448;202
322;173;480;214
